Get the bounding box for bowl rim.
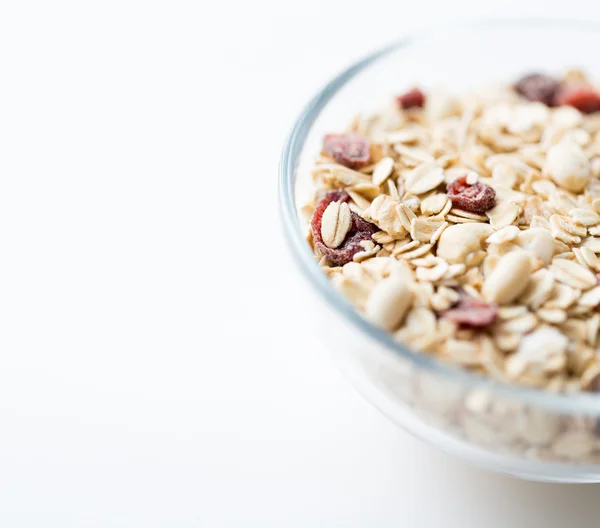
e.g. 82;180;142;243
279;17;600;414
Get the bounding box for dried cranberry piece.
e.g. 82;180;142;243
322;134;370;169
514;73;559;106
443;296;498;328
397;88;425;109
555;85;600;114
447;176;496;214
310;191;378;266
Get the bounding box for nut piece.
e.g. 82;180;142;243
321;201;352;248
482;251;532;304
516;228;555;265
506;326;568;380
543;141;591;193
365;275;413;331
436;223;493;265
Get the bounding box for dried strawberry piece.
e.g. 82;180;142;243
310;190;378;266
514;73;559;106
443;296;498;328
596;273;600;286
322;134;370;169
447;176;496;214
397;88;425;109
555;85;600;114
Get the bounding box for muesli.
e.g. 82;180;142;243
304;70;600;393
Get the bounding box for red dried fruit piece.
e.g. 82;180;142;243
443;296;498;328
397;87;425;109
555;85;600;114
514;73;559;106
447;176;496;214
596;273;600;286
322;134;370;169
310;190;378;266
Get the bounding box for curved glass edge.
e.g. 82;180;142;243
278;18;600;414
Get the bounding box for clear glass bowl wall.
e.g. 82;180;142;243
280;20;600;482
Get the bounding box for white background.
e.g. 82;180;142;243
1;1;600;526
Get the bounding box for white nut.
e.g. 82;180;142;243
516;228;555;265
482;251;531;304
321;201;352;248
543;141;591;193
436;223;493;265
365;275;413;331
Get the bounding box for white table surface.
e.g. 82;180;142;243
3;1;600;526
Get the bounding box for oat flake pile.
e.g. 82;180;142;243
303;70;600;393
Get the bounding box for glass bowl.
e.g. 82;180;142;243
279;19;600;482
